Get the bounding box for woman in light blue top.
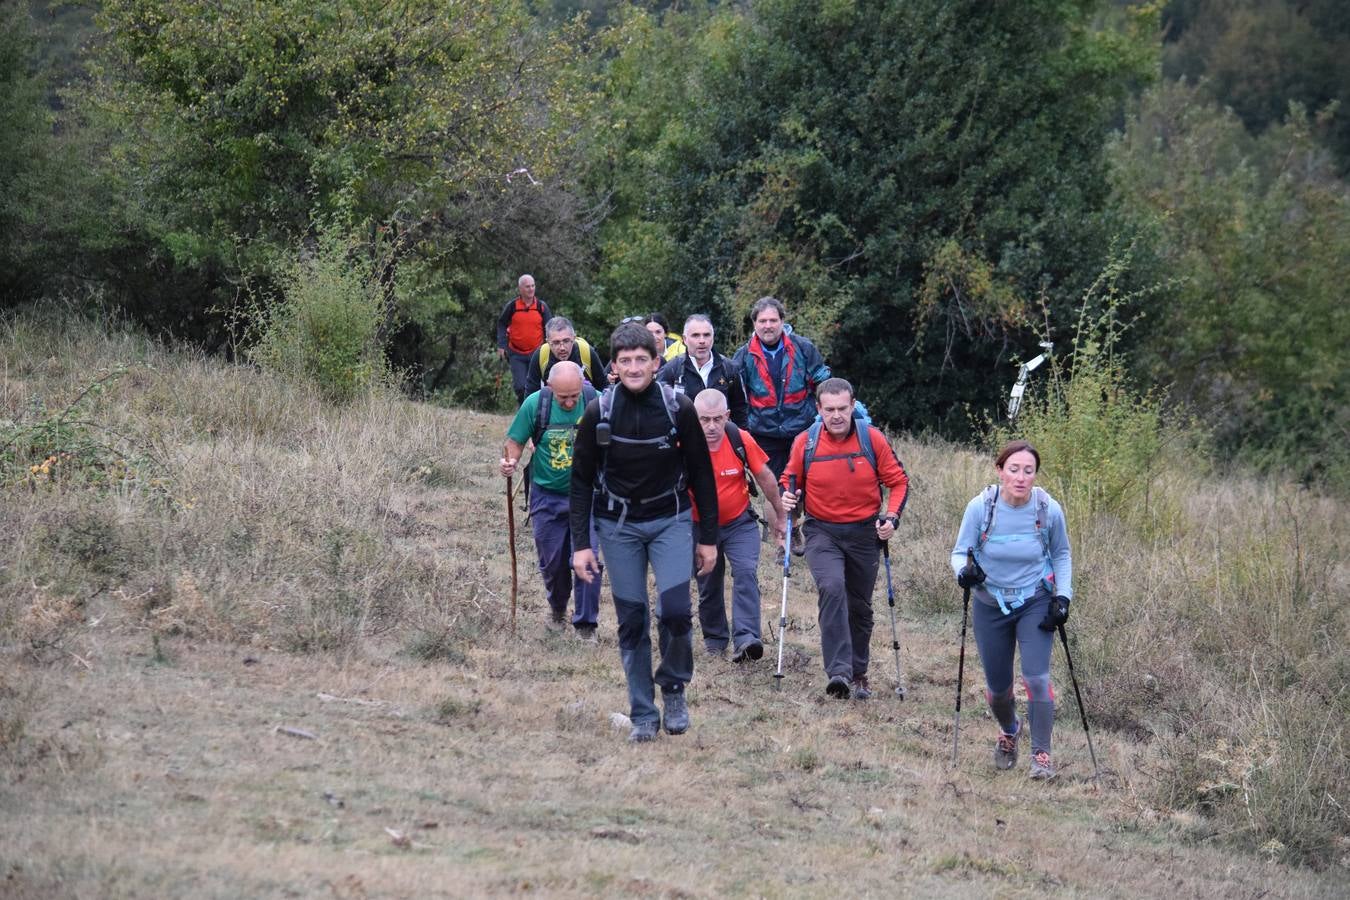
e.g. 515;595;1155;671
950;440;1072;780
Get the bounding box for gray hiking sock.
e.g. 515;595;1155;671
987;687;1018;735
1027;700;1054;755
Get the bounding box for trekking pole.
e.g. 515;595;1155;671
1056;623;1101;783
952;547;978;767
881;542;906;699
506;474;518;636
773;475;797;689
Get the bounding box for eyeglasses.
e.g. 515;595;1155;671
620;316;645;324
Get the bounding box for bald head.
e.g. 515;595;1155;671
694;389;730;448
548;360;583;390
546;361;585;411
694;389;728;415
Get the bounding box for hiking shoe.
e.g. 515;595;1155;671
704;641;728;658
731;641;764;663
662;692;690;735
851;675;872;700
1029;750;1056;780
628;720;659;743
994;723;1021;770
825;675;851;700
545;612;567;633
575;625;598;644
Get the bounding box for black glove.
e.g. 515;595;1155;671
956;562;985;590
1039;595;1070;631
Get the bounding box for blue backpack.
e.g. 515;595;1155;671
800;401;876;490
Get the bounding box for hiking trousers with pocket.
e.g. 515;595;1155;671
803;519;879;682
693;510;763;654
596;510;695;728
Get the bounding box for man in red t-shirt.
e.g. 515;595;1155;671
780;378;909;700
495;274;553;403
691;389;786;661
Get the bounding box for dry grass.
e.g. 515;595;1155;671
0;310;1346;896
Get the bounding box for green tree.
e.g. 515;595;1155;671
81;0;594;367
1109;79;1350;487
0;4;56;301
1162;0;1350;171
591;0;1156;435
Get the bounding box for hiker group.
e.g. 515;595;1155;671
495;275;1084;778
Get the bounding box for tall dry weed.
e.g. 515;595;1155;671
2;307;1346;868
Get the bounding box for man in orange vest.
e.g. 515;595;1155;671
495;274;553;403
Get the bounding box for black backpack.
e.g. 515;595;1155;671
594;383;683;528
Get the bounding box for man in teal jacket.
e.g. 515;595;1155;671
730;296;831;478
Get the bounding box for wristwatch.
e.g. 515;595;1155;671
883;514;899;529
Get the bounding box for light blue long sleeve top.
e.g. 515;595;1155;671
949;489;1073;602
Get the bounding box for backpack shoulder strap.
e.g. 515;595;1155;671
801;421;825;490
724;421;747;463
539;343;551;370
577;339;592;372
724;422;759;498
533;387;554;445
1032;486;1051;550
657;382;680;433
976;484;1000;552
856;423;879;476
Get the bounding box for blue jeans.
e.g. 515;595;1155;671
596;511;695;727
529;486;600;628
694;511;763;652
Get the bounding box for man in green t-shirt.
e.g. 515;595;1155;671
499;362;600;639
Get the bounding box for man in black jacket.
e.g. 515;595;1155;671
655;314;748;428
571;323;720;743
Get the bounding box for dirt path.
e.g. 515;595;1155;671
2;605;1338;898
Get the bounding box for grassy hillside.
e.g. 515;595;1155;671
1;309;1346;897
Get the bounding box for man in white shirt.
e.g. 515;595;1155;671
655;314;748;427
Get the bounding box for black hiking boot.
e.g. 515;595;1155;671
662;691;689;735
825;675;851;699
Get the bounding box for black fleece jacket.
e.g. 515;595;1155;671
569;381;719;548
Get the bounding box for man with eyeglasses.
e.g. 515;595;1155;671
656;314;748;429
495;274;552;403
524;317;607;395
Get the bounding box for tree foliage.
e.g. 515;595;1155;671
1109;80;1350;487
79;0;595;366
1162;0;1350;171
591;0;1157;436
0;5;57;301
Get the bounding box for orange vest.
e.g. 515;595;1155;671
507;299;546;354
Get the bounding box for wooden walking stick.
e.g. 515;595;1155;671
506;474;518;635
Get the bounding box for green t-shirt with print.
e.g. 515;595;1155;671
507;390;586;494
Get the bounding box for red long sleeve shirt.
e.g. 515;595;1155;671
781;424;909;524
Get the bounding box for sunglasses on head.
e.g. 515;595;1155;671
620;316;645;324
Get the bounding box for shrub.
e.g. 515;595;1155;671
250;233;390;403
990;254;1200;533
